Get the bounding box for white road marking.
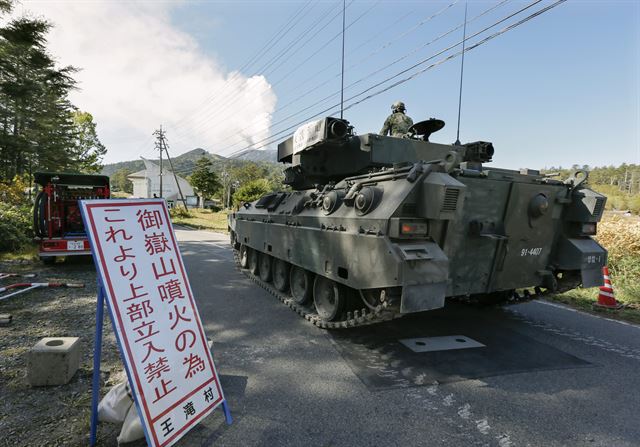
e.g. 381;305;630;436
507;308;640;361
534;300;640;330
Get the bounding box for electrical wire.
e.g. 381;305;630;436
172;0;454;146
224;0;567;158
172;0;465;150
218;0;516;155
168;1;315;130
169;1;341;142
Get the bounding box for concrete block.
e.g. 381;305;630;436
28;337;81;386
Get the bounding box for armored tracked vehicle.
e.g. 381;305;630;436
228;117;607;329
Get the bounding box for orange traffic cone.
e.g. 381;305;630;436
594;266;623;310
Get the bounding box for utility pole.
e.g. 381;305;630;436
230;181;239;209
153;126;165;198
221;170;229;209
153;126;187;208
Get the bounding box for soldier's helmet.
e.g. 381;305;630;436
391;101;406;113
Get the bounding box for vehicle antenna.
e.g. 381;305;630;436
340;0;346;119
454;2;468;146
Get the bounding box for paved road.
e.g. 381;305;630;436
175;228;640;447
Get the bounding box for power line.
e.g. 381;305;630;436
260;2;344;76
267;6;417;106
343;0;568;113
169;1;346;144
219;0;514;155
176;0;464;153
179;0;452;147
168;1;315;131
169;1;339;142
225;0;567;158
268;0;376;88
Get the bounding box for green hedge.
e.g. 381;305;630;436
0;203;32;252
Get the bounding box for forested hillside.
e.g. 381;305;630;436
104;147;284;196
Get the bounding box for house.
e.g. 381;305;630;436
128;158;196;207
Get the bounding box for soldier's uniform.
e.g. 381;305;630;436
380;101;413;137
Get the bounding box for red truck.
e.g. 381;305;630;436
33;172;110;264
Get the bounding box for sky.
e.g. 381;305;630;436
15;0;640;170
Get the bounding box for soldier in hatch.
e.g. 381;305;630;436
380;101;414;137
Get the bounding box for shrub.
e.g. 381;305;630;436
0;203;32;252
608;195;628;211
233;179;271;206
169;207;193;219
628;196;640;215
595;215;640;303
0;175;31;206
596;216;640;262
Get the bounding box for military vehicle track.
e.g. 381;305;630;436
233;250;402;329
233;249;580;329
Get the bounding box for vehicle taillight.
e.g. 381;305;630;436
580;223;597;236
400;221;428;236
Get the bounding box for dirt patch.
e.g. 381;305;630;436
0;257;127;446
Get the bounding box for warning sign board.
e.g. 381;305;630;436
80;199;223;447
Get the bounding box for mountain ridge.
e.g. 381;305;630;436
101;147;278;179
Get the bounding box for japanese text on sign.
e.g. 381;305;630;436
81;200;223;447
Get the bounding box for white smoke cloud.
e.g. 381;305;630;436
19;1;276;163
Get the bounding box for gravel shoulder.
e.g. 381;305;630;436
0;257;124;446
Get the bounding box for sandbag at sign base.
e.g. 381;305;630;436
98;380;144;444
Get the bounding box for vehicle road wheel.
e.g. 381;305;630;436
248;248;260;275
239;245;249;268
290;266;313;305
259;253;273;282
313;276;346;322
272;259;291;292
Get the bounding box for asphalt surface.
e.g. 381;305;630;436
174;227;640;447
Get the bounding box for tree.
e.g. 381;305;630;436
0;4;105;181
70;111;106;173
233;179;270;206
189;157;221;201
111;168;133;193
229;163;269;185
0;0;12;14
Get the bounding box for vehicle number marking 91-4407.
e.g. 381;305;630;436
520;248;542;257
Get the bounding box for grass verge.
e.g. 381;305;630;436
548;213;640;325
0;243;38;262
170;208;230;233
549;289;640;325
